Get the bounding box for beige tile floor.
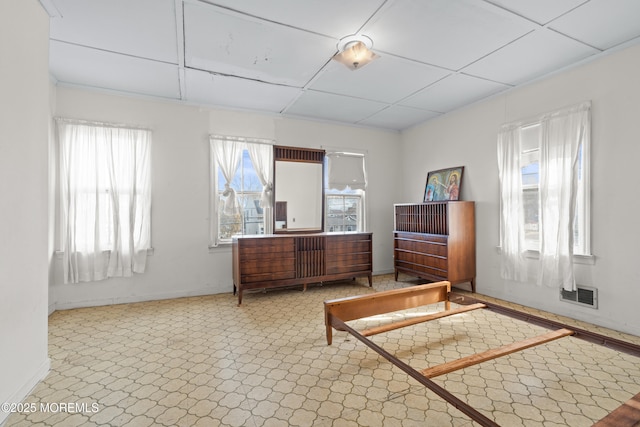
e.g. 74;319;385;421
6;274;640;427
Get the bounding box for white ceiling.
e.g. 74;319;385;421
45;0;640;131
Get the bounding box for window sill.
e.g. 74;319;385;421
208;243;232;253
54;248;155;259
495;247;595;265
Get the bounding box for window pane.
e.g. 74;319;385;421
521;158;539;187
218;205;242;240
241;151;262;192
239;192;264;235
521;125;540;249
326;195;360;232
523;188;539;245
517;124;589;255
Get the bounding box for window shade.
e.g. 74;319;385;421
327;152;367;190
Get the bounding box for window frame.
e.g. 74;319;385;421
323;148;368;233
325;191;364;232
209;136;274;247
215;149;265;241
516;122;591;258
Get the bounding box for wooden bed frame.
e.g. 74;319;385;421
323;281;640;427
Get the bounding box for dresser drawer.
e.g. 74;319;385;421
240;248;295;263
239;237;295;254
395;250;447;270
326;253;371;274
241;256;296;281
395;239;447;257
326;234;372;253
241;270;296;283
395;232;447;244
395;259;447;279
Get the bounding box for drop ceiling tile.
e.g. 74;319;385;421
400;74;509;113
359;106;441;131
486;0;587;25
463;28;598;85
184;68;301;113
198;0;386;39
363;0;536;70
49;0;178;63
46;0;640;131
184;1;336;87
50;41;180;99
548;0;640;50
310;56;450;103
284;91;387;124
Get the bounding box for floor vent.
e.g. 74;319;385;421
560;286;597;309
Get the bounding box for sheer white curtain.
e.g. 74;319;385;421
497;124;528;282
213;138;242;216
538;102;590;291
247;142;274;235
58;119;152;283
209;137;243;247
497;102;590;290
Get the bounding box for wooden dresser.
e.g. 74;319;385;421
232;232;372;305
393;202;476;292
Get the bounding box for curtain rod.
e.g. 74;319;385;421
209;134;274;145
322;145;368;156
500;100;591;129
54;117;152;132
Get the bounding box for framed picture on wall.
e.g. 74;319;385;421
424;166;464;202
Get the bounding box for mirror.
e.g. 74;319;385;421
273;146;325;233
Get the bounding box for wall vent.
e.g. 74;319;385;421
560;285;597;309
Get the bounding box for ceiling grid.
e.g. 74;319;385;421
47;0;640;131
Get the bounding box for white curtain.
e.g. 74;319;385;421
209;137;242;247
538;102;590;291
247;142;274;235
212;138;243;216
497;123;528;282
209;136;274;247
58;119;152;283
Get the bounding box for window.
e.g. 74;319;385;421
217;150;265;239
57;119;152;283
497;101;591;289
325;150;367;232
210;136;273;246
519;123;590;256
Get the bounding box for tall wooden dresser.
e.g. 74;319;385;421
232;232;372;305
393;201;476;292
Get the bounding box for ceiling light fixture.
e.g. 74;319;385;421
332;35;380;71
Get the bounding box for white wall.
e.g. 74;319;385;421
401;43;640;336
51;89;401;309
0;1;51;423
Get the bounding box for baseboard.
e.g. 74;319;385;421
373;269;394;276
51;287;223;311
0;358;50;426
49;273;397;313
